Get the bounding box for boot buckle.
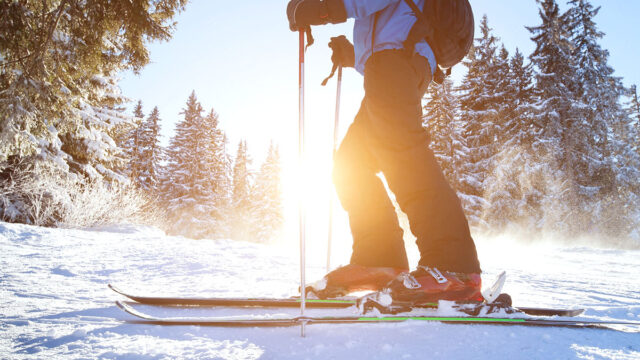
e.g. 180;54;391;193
423;266;448;284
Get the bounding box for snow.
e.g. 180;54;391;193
1;222;639;359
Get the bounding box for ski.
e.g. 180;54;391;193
109;284;583;317
115;301;639;330
109;284;356;308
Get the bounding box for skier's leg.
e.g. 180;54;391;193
332;106;409;270
363;50;480;274
305;106;408;298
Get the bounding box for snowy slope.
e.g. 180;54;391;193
1;222;639;360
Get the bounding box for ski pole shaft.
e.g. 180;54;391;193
298;29;307;338
327;66;342;273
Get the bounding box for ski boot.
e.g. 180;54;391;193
305;264;408;299
358;266;494;314
386;266;483;304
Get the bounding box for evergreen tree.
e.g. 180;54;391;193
600;106;640;239
133;102;145;121
0;0;186;224
0;0;187;177
627;85;640;154
162;92;227;238
492;45;514;135
503;49;538;148
424;78;461;185
122;100;145;181
480;45;517;229
135;107;163;193
596;82;640;239
565;0;621;201
220;133;235;211
527;0;580;233
456;15;502;223
230;140;253;241
423;78;484;225
204;108;232;235
482;48;549;231
251;142;284;242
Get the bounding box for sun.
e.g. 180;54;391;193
278;125;356;269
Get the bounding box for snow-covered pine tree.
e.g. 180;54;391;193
220;133;235;212
564;0;623;207
600;105;640;241
424;78;460;186
629;85;640;155
54;73;133;183
133;102;145;122
630;85;640;125
0;0;186;176
121;100;145;181
482;48;549;231
456;15;502;223
492;46;513;132
230;140;254;241
423;78;484;226
135;107;164;193
479;45;515;229
162;92;227;239
527;0;581;234
496;48;539;150
251;142;284;242
592;80;640;240
0;0;186;224
204;108;232;236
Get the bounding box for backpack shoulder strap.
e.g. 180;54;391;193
402;0;433;54
402;0;447;83
403;0;430;24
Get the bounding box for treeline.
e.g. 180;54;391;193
0;1;282;242
123;93;283;241
423;0;640;246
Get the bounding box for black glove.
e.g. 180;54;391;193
287;0;347;32
328;35;354;68
321;35;354;86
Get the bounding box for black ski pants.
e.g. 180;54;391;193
333;49;481;274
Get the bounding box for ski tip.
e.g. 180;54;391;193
115;300;156;321
115;300;127;311
107;284;130;297
108;284;126;296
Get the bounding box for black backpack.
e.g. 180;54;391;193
403;0;474;82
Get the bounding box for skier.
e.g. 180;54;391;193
287;0;482;305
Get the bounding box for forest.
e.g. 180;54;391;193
422;2;639;247
1;0;638;247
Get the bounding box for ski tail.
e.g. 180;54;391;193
482;271;506;303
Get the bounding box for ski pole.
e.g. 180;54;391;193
298;28;307;338
327;65;342;273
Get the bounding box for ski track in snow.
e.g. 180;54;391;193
1;222;640;359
